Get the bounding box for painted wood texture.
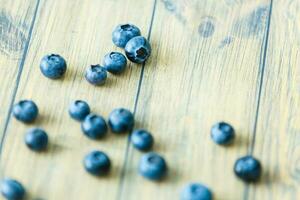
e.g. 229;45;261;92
0;0;298;199
0;0;155;199
0;0;37;138
249;0;300;199
119;0;273;200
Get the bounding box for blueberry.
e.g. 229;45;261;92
112;24;141;48
85;65;107;86
81;114;107;139
83;150;111;176
180;183;213;200
103;52;127;74
25;128;48;151
40;54;67;79
139;152;167;180
211;122;235;145
108;108;134;133
0;179;25;200
131;129;154;151
69;100;90;121
12;100;38;123
234;155;262;182
125;36;151;64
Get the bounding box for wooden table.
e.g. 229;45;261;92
0;0;299;199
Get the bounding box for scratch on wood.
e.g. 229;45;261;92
233;6;269;37
290;148;300;181
160;0;186;24
0;12;26;56
198;17;215;38
219;36;233;48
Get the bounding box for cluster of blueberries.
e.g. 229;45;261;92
0;23;262;200
40;24;151;84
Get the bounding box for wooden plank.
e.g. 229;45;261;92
0;0;37;137
249;0;300;199
119;0;272;199
0;0;155;199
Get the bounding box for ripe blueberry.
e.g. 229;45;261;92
81;114;107;139
108;108;134;133
85;65;107;86
112;24;141;48
83;150;111;176
139;152;167;180
69;100;90;121
40;54;67;79
103;52;127;74
25;128;48;151
211;122;235;145
234;155;262;182
131;129;154;151
125;36;151;64
12;100;38;123
180;183;213;200
0;179;25;200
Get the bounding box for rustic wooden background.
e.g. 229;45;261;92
0;0;299;199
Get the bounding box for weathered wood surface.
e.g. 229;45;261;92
0;0;298;199
0;0;38;140
120;0;273;200
249;0;300;199
0;0;155;199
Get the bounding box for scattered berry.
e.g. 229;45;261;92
0;179;25;200
125;36;151;64
103;52;127;74
211;122;235;145
40;54;67;79
112;24;141;48
69;100;90;121
85;65;107;86
234;155;262;182
139;152;167;180
81;114;107;139
180;183;212;200
12;100;38;123
25;128;48;151
108;108;134;133
83;150;111;176
131;129;154;151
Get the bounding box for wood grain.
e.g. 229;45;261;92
119;0;272;200
0;0;38;138
0;0;155;199
249;0;300;199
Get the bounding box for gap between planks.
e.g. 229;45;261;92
244;0;274;200
117;0;158;199
0;0;41;159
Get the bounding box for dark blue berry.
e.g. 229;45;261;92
81;114;107;139
69;100;90;121
12;100;38;123
131;129;154;151
234;156;262;182
125;36;151;64
103;52;127;74
180;183;213;200
85;65;107;86
83;150;111;176
0;179;25;200
211;122;235;145
25;128;48;151
139;152;167;180
112;24;141;48
108;108;134;133
40;54;67;79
